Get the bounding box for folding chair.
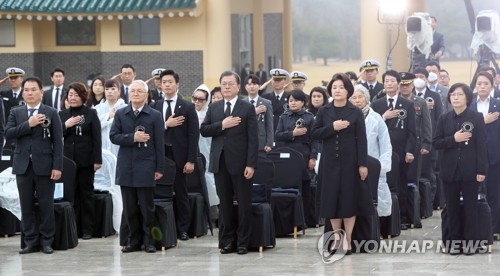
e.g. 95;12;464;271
267;147;306;238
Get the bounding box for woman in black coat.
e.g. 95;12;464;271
59;82;102;239
311;73;371;254
434;83;487;255
275;89;320;227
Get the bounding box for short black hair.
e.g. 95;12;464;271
413;67;429;78
245;74;261;85
160;69;180;83
51;68;65;77
425;61;441;71
327;73;355;98
448;83;473;106
121;64;135;72
22;77;43;90
345;71;358;81
382;70;401;83
289;89;307;104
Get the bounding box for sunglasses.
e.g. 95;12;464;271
192;96;207;102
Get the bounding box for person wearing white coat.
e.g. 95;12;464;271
350;85;392;216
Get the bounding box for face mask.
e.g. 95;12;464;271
414;78;426;89
428;72;438;82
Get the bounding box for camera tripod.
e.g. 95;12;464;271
474;44;500;77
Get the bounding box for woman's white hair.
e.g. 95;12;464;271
352;84;370;105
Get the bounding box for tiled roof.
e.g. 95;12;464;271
0;0;197;14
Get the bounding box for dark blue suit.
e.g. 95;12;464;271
151;97;199;233
471;97;500;233
5;104;63;249
110;104;165;247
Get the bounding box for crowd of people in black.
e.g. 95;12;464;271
1;57;500;257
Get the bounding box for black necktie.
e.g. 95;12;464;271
417;92;423;97
13;92;17;99
28;108;36;117
125;87;129;102
369;84;374;91
388;98;394;110
165;100;173;119
276;95;280;101
54;88;60;110
250;99;255;106
225;102;231;117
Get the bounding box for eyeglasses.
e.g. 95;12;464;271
450;92;465;97
192;96;207;102
220;82;237;87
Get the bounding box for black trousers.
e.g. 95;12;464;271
486;165;500;233
17;162;55;248
398;161;409;223
443;180;478;244
215;153;252;248
121;186;155;247
74;166;95;236
166;150;191;233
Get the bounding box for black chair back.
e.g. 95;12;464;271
367;155;381;204
155;157;176;199
61;157;76;204
0;149;13;172
252;155;275;203
267;147;304;189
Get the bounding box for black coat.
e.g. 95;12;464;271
311;102;371;218
470;98;500;165
150;97;199;168
362;81;384;101
110;105;165;187
275;109;319;161
372;95;417;160
59;105;102;167
262;91;290;131
0;89;24;120
433;108;487;182
42;86;66;109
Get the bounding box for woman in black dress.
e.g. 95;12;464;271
434;83;487;255
59;82;102;239
311;73;370;254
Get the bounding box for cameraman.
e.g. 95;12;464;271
430;16;445;63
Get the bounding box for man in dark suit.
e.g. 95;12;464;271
1;67;26;150
5;76;63;254
262;68;290;132
239;63;253;95
429;16;445;64
200;70;258;255
42;68;66;111
360;60;385;100
151;69;199;241
255;63;267;85
148;68;165;102
118;64;136;104
244;74;274;153
372;70;417;230
110;80;165;253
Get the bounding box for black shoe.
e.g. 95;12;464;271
122;245;141;253
82;234;92;240
19;246;40;254
400;224;408;230
237;247;248;255
144;245;156;253
220;244;235;254
179;232;189;241
345;249;353;255
414;223;422;229
42;246;54;254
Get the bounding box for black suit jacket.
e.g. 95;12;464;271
42;86;66;109
0;89;24;120
262;91;290;131
362;82;384;100
59;105;102;167
149;88;163;102
433;108;487;182
470;97;500;165
256;70;268;84
431;31;445;57
151;97;199;168
5;104;63;175
120;85;129;104
200;98;258;174
372;95;417;159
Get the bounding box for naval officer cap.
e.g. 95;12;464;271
399;72;416;85
270;68;289;80
290;71;308;82
360;60;380;71
151;68;166;79
6;67;25;77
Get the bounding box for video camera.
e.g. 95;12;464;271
406;12;433;70
470;10;500;75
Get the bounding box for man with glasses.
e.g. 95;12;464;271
151;69;199;241
114;64;136;104
262;68;290;131
201;70;258;255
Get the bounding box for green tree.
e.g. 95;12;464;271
310;31;341;65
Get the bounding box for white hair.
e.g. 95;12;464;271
131;80;148;92
353;84;371;104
